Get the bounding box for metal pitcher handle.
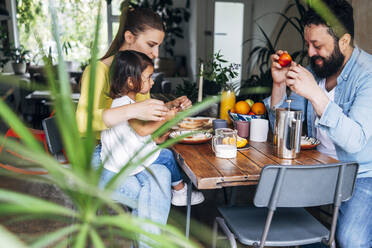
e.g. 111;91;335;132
289;119;302;151
295;119;302;153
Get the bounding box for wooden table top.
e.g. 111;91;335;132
172;141;339;190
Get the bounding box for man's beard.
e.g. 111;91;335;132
310;43;345;78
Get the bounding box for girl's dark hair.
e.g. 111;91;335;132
101;6;164;60
303;0;354;41
109;50;153;99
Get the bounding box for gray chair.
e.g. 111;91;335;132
42;116;68;163
212;162;359;248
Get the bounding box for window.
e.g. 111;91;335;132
17;0;109;67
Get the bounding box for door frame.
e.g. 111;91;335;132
195;0;254;82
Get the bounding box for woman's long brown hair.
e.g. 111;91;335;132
101;3;164;60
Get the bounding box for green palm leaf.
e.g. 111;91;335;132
0;225;27;248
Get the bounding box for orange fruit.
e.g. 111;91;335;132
222;137;236;145
234;101;250;115
230;107;236;113
237;136;247;148
251;102;266;115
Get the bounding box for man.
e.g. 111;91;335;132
264;0;372;247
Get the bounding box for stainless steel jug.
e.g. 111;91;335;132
274;100;303;159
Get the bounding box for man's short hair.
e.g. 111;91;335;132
302;0;354;41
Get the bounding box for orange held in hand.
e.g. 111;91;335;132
278;53;292;67
251;102;266;115
234;101;250;115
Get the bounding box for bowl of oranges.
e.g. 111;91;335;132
228;100;266;122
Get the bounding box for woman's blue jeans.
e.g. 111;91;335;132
302;177;372;248
99;164;171;248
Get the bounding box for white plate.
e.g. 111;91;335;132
170;131;213;144
301;136;321;149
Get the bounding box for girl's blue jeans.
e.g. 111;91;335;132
93;145;183;186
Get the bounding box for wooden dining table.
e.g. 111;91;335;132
171;140;339;237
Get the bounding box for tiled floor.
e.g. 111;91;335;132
0;174;259;247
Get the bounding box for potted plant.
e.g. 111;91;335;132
240;0;307;101
129;0;190;76
7;45;30;75
201;51;240;96
200;51;240;118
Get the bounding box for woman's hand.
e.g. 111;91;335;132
166;96;192;111
133;99;169;121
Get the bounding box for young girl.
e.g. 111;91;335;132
100;50;204;207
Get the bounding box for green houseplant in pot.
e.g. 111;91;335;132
240;0;307;102
200;51;240;119
8;46;30;75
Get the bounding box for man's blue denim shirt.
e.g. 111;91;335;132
264;47;372;178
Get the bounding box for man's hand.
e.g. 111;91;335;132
285;64;320;100
286;64;330;116
270;50;296;107
271;50;295;86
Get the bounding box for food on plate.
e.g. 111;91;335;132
177;117;213;130
237;136;248;148
230;107;236;113
245;99;255;108
178;121;205;129
234;101;250;115
251;102;266;115
184;118;210;124
248;111;255;115
278;52;292;67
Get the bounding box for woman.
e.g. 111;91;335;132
76;7;191;247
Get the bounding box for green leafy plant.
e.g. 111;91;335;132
8;46;30;64
129;0;190;56
201;51;240;89
242;0;308;92
0;1;219;246
175;79;198;103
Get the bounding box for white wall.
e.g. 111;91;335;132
175;0;291;82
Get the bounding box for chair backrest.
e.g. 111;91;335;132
42;116;63;155
254;162;359;209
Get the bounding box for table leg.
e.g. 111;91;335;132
186;179;192;239
228;187;237;207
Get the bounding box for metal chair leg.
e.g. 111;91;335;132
212;219;218;248
215;217;237;248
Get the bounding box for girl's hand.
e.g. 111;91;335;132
167;96;192;110
154;131;171;144
165;108;177;121
133;99;169;121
